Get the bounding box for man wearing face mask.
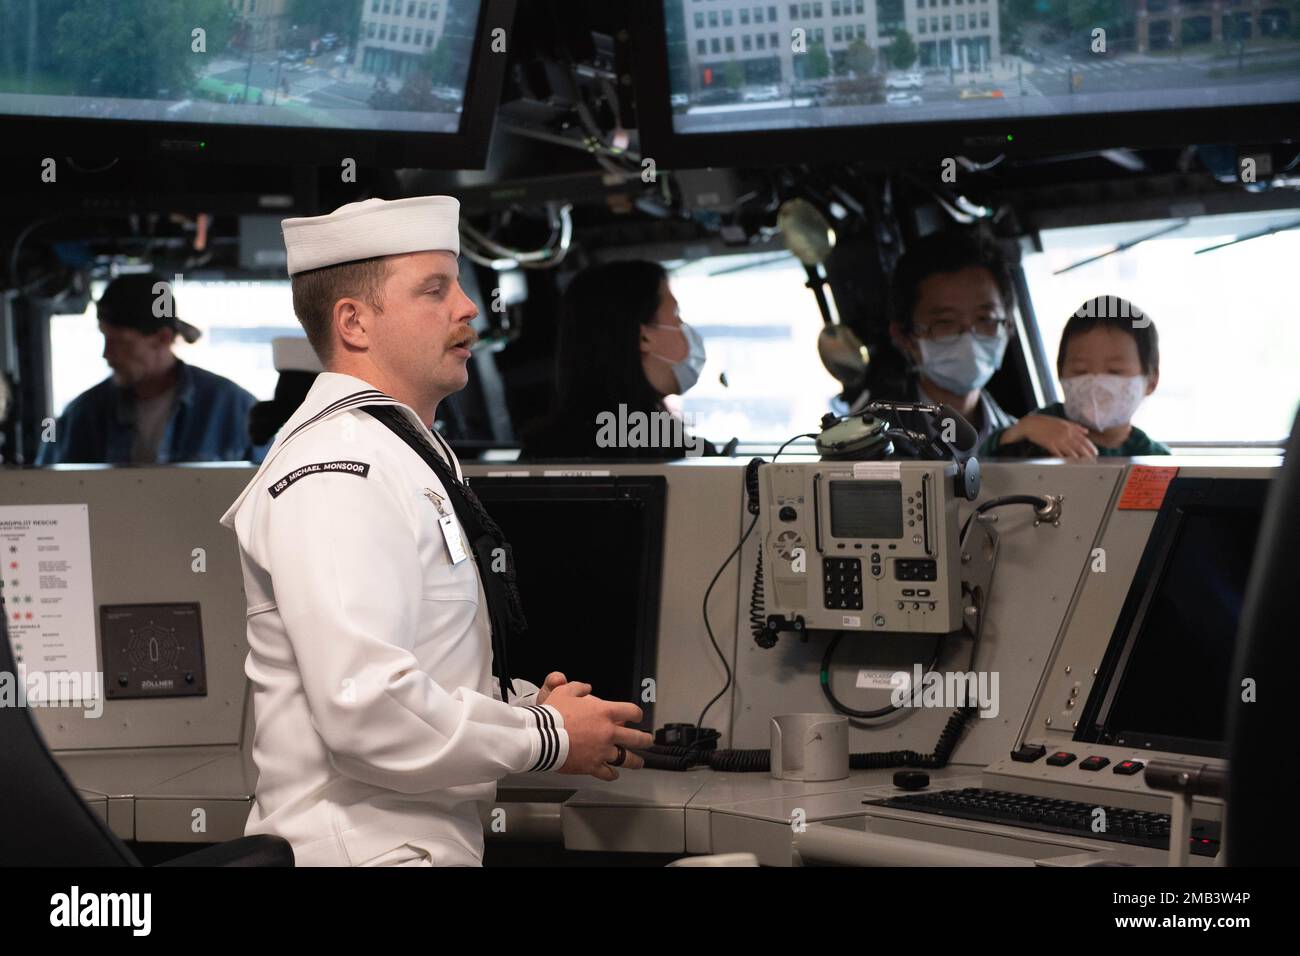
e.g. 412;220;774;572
521;260;719;460
979;296;1169;459
884;232;1079;458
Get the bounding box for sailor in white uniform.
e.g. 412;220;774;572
219;195;651;866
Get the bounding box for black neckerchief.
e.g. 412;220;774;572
361;405;526;703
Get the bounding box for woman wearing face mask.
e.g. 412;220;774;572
520;260;718;460
885;232;1059;457
978;296;1169;459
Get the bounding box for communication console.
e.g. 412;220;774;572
759;460;965;634
752;402;1063;645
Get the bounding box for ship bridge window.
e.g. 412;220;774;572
662;252;842;443
1020;210;1300;447
50;279;297;418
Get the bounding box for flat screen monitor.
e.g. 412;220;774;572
1076;477;1268;759
635;1;1300;166
0;0;515;168
468;475;667;724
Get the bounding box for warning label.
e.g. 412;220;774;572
1117;466;1179;511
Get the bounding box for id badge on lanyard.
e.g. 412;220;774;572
424;488;469;565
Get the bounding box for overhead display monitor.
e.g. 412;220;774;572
636;1;1300;166
0;0;515;168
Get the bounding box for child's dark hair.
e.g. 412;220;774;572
1057;296;1159;376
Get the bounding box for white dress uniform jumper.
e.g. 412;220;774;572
219;371;568;866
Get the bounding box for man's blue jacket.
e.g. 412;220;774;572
36;358;268;465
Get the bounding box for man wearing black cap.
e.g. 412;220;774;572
36;273;267;465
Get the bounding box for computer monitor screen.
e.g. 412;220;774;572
0;0;482;134
1079;477;1268;758
468;476;666;720
664;1;1300;136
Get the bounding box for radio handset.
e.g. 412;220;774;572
745;458;764;515
863;400;981;502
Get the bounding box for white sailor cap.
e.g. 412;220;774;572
271;336;323;373
281;196;460;276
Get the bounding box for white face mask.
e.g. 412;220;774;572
916;328;1008;394
647;321;707;394
1061;374;1148;432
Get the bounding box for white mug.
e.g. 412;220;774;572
770;713;849;781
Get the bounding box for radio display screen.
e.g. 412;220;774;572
829;481;903;540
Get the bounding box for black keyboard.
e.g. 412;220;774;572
865;787;1220;858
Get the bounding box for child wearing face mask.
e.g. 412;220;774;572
979;296;1170;459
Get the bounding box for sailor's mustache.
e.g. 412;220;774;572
449;328;478;349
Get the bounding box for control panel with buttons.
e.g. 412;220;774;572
758;460;963;633
100;602;208;699
822;557;863;611
895;559;938;582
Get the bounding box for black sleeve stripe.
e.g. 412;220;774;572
524;705;560;772
522;706;544;770
525;705;556;771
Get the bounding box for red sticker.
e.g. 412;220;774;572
1117;466;1179;511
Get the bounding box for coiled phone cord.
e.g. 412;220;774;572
748;544;768;639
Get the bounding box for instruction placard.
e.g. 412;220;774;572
0;504;98;701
